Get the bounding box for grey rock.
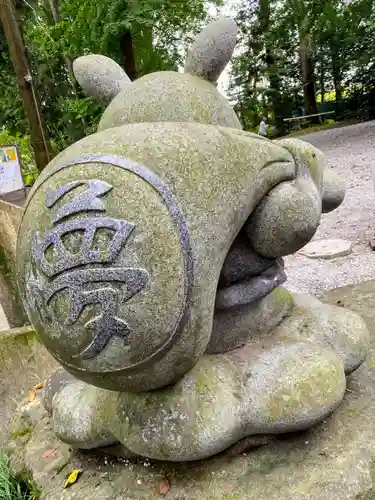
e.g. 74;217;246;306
98;71;242;131
113;340;345;461
206;287;294;354
52;381;118;450
322;168;346;212
47;338;346;461
14;16;370;468
245;176;322;258
218;233;276;287
215;261;286;311
43;366;77;413
0;200;27;328
282;295;369;374
243;140;335;258
43;294;369;462
274;139;324;189
289;290;323;308
17;123;299;393
73;55;131;105
299;238;353;259
3;282;375;499
7;337;375;500
274;137;345;212
184;17;237;83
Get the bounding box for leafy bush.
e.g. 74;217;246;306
0;130;39;186
0;452;40;500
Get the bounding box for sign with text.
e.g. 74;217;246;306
0;145;24;195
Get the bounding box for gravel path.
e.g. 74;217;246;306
285;120;375;296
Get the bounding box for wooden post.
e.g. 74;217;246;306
0;0;54;172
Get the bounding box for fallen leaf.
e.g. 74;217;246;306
157;477;170;495
64;469;83;488
42;448;57;458
34;381;45;390
27;390;36;402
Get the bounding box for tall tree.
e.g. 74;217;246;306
0;0;54;171
0;0;220;156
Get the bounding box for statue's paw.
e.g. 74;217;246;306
43;366;77;413
112;340;346;461
287;293;369;374
50;380;118;450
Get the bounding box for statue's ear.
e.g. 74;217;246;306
184;17;237;84
73;55;131;104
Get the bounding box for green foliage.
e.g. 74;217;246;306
229;0;375;134
0;130;39;185
0;27;27;135
4;0;373;147
0;452;40;500
0;0;221;154
50;0;212;71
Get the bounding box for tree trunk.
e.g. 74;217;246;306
267;52;283;131
258;0;284;133
44;0;75;85
299;33;319;123
120;30;137;81
46;0;60;22
0;0;54;171
320;65;325;103
330;46;342;119
237;96;247;129
43;0;88;133
332;57;342;102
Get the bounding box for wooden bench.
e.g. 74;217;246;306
283;111;335;131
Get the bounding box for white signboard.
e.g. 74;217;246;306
0;145;24;195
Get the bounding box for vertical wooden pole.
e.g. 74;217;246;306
0;0;54;172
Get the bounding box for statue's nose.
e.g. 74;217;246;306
321;169;346;213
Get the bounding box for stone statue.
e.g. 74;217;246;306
16;18;369;462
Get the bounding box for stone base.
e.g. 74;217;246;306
6;281;375;500
299;238;353;259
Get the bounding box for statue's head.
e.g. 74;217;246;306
72;17;345;220
73;18;241;131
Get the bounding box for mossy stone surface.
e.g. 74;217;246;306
0;200;27;327
17;122;297;392
98;72;242;131
244;138;346;258
0;325;57;446
206;286;294;353
42;293;369;462
5;281;375;499
73;54;131;105
184;17;237;83
275;137;346;213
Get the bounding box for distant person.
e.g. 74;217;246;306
258;117;267;137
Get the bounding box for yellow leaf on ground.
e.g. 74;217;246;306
27;390;36;402
34;381;45;390
64;469;83;488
